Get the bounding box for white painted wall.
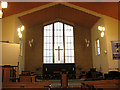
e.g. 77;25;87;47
2;16;16;42
91;16;119;73
91;18;109;73
104;16;119;71
2;15;24;73
2;43;19;66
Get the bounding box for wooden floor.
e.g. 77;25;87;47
2;80;120;90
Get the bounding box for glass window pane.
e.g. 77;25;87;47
71;57;74;63
65;50;74;56
98;48;100;55
65;24;73;37
44;37;52;43
44;24;53;63
44;44;52;49
65;57;74;63
44;22;74;64
65;24;74;63
44;56;53;63
44;24;53;36
44;50;53;56
97;39;100;47
95;39;100;55
54;22;64;63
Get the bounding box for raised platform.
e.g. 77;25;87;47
43;64;76;79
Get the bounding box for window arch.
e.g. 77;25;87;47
43;22;74;64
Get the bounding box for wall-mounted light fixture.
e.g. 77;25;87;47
85;38;90;47
17;25;24;56
29;39;34;47
98;26;105;37
0;1;8;18
17;25;24;39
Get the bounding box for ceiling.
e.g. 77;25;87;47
2;2;118;19
2;2;50;18
70;2;119;20
19;4;100;28
2;2;119;28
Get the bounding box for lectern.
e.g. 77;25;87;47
61;70;68;88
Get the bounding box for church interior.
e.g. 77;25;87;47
0;1;120;90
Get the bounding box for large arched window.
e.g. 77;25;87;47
43;22;74;64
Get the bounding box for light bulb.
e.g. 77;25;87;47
101;32;104;37
18;32;22;38
17;28;21;33
102;27;105;31
21;25;24;31
1;1;8;8
98;26;102;31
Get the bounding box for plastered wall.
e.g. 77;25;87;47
91;18;109;73
24;23;93;77
91;16;119;73
2;43;19;66
104;16;119;71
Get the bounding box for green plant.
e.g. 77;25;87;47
36;67;42;71
77;65;82;71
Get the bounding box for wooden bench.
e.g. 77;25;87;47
2;80;120;89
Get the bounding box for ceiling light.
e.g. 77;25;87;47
1;1;8;8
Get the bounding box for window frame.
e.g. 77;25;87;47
43;21;75;64
95;38;100;56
